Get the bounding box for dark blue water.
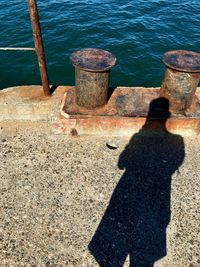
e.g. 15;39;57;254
0;0;200;89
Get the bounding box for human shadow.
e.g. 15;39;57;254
88;97;185;267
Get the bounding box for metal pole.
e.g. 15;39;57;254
27;0;50;96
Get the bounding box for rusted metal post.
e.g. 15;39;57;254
70;48;116;109
27;0;50;96
160;50;200;114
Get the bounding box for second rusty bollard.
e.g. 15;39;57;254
70;48;116;109
160;50;200;114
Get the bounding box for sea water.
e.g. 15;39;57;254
0;0;200;89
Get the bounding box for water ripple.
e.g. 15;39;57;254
0;0;200;88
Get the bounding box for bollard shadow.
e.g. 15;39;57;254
88;97;185;267
108;86;117;100
50;85;59;94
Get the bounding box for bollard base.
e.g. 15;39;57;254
61;86;200;118
57;86;200;137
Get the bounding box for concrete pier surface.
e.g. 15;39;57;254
0;86;199;266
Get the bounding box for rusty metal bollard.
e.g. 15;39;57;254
70;48;116;109
160;50;200;114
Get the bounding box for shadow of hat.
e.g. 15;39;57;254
147;97;171;119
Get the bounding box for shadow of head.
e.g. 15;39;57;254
142;97;171;134
147;97;171;120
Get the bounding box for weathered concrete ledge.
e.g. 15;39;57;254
0;85;200;137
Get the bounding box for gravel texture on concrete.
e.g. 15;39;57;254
0;130;199;267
